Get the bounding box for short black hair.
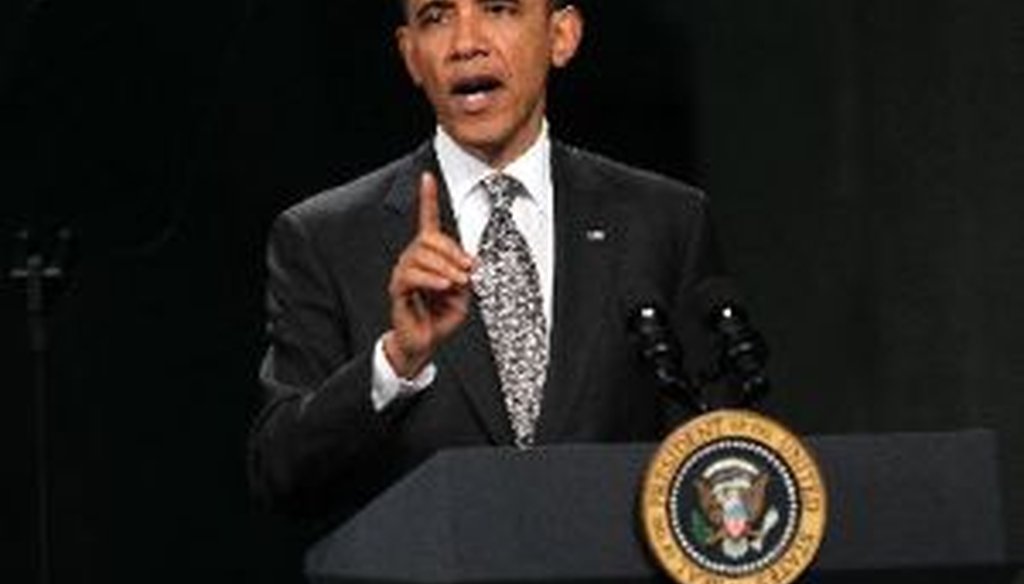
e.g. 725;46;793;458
396;0;572;21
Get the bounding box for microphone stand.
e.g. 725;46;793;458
706;303;771;410
631;299;772;415
7;228;72;584
630;305;710;414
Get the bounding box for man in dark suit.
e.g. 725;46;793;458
249;0;722;519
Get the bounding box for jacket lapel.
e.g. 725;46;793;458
382;143;513;445
535;143;619;442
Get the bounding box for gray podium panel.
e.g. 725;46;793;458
306;431;1017;583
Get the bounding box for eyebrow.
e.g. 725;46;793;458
414;0;453;21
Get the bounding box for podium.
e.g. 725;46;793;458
306;430;1019;583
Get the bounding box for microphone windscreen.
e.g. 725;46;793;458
693;276;746;322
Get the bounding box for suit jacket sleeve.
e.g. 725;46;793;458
248;208;394;516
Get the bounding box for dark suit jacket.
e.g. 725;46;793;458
249;141;722;519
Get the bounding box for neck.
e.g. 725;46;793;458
481;126;543;170
451;109;547;170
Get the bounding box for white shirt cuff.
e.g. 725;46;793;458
371;336;437;412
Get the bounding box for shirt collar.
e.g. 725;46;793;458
433;122;553;219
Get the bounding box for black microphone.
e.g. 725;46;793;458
697;278;771;408
628;303;708;413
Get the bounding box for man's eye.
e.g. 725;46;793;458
418;7;449;26
483;1;518;16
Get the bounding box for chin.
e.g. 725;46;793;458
446;121;513;158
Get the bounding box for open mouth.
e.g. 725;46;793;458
452;75;503;96
450;75;504;112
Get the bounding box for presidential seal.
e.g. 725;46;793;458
641;410;827;584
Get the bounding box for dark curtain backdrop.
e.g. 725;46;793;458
1;1;1022;582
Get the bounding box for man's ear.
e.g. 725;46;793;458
550;6;584;69
396;26;424;86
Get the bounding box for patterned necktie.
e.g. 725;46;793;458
472;174;549;448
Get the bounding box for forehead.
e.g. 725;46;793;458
403;0;553;14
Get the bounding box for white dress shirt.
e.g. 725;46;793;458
370;124;556;411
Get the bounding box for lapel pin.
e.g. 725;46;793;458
585;228;607;242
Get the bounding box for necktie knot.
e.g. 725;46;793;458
482;173;519;213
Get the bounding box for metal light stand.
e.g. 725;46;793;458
7;228;72;584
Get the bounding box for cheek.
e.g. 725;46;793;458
407;42;443;87
414;62;447;100
507;46;552;92
519;57;551;101
502;29;552;72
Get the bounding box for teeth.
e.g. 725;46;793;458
456;90;494;112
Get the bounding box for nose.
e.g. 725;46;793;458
448;11;489;62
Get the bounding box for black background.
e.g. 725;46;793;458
2;0;1022;582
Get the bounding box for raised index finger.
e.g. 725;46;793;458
418;172;441;234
